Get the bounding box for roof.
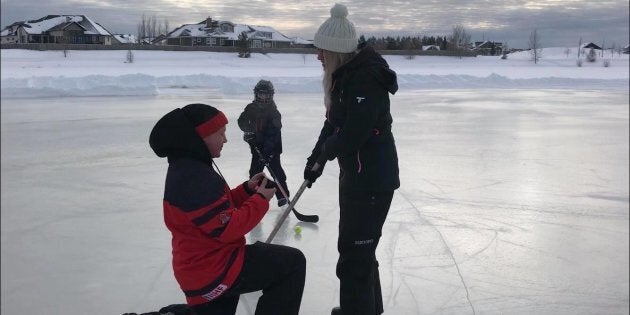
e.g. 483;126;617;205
582;42;602;50
168;20;292;42
112;34;137;44
3;15;111;36
291;37;313;45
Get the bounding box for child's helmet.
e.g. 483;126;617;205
254;80;274;95
254;80;274;104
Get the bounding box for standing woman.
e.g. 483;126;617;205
303;3;400;315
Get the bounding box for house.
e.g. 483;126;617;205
582;42;602;50
422;45;440;51
474;41;503;56
291;37;314;48
166;17;293;48
151;34;168;46
112;34;137;44
623;44;629;54
0;15;112;44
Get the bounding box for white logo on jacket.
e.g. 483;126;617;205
203;284;228;301
356;97;366;103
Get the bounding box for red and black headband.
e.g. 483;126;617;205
194;111;228;138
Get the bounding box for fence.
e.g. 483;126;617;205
0;43;477;57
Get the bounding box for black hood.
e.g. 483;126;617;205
336;45;398;95
149;107;212;164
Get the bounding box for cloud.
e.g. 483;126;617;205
1;0;628;48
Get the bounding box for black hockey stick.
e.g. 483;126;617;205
266;163;320;243
251;145;319;223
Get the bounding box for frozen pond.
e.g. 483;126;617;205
1;89;628;315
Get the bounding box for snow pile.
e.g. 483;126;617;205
1;48;628;98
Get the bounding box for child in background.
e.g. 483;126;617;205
238;80;291;207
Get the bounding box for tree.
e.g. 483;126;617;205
237;31;250;58
528;29;542;64
125;50;134;63
577;37;582;58
448;24;471;58
137;13;170;44
564;47;571;58
586;47;597;62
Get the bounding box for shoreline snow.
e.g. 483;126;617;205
1;48;628;99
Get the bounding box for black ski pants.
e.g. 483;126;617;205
337;190;394;315
248;154;290;202
191;242;306;315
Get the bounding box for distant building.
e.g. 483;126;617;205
0;15;112;45
112;34;137;44
582;42;602;50
622;44;629;54
474;41;503;56
422;45;440;51
166;17;293;48
291;37;314;48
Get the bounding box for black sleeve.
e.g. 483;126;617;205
238;106;254;133
307;119;335;164
262;109;282;156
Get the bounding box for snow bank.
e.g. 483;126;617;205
1;48;628;98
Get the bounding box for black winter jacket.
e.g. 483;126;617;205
308;46;400;192
237;101;283;158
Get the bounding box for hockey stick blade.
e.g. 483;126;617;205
290;207;319;223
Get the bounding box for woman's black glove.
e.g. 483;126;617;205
243;132;256;145
304;160;324;188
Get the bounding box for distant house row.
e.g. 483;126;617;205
1;15;314;48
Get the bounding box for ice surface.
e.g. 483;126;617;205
1;88;628;314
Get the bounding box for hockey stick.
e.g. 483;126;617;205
251;145;319;223
266;163;320;243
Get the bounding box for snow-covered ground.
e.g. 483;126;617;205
1;47;628;99
1;48;628;315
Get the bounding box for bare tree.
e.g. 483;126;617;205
586;47;597;62
528;29;542;64
150;14;158;40
448;24;471;58
137;13;147;43
137;14;170;44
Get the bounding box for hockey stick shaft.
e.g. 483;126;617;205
251;145;319;223
265;165;318;243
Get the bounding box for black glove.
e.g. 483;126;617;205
259;154;272;165
304;160;324;188
243;132;256;145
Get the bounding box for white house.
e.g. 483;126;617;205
166;17;293;48
0;15;112;45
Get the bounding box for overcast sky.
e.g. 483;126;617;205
1;0;628;48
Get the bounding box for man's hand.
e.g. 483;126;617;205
256;178;276;200
247;172;267;192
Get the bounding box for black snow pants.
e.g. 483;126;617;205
337;190;394;315
191;242;306;315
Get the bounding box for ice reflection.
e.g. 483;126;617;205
0;89;628;314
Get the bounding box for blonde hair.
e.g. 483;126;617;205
322;50;355;110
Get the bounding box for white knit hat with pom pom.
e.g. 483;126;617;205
313;3;357;53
